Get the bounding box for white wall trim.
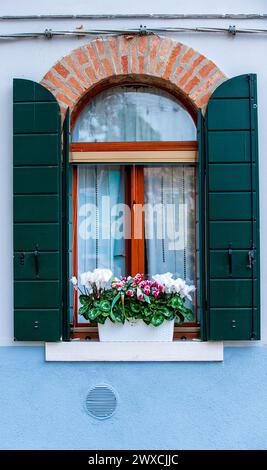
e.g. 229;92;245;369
45;341;224;362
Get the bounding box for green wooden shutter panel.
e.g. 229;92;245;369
204;74;260;340
13;79;62;341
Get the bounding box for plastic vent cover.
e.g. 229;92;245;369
85;385;118;419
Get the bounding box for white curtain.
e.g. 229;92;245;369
144;166;195;285
72;86;196;143
78;165;125;277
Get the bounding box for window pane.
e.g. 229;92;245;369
144;165;196;283
72;86;196;142
77;165;126;278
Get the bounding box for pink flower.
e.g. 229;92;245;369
126;289;134;297
153;290;159;298
144;287;150;295
137;293;144;300
139;281;146;288
115;283;122;290
158;284;164;292
134;273;143;283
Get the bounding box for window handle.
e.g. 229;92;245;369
228;243;233;275
34;246;39;277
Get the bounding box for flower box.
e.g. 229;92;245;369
98;318;175;342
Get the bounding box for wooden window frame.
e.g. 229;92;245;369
71;141;200;339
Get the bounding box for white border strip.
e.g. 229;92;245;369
45;341;224;362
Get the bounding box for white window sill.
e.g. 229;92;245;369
45;340;224;362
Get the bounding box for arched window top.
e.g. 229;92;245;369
72;85;196;142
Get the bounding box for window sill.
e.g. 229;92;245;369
45;340;223;362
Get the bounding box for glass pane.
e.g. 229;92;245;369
72;86;196;142
144;165;196;318
77;165;126;277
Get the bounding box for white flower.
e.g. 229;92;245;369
94;268;113;283
80;272;90;287
180;284;195;301
70;276;78;286
152;273;195;299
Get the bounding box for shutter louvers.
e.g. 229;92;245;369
204;74;260;340
13;79;63;341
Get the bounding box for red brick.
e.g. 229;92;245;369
148;36;161;73
95;38;106;56
56;92;75;108
74;49;88;66
121;55;128;74
184;76;200;94
163;43;183;79
102;57;113;76
180;47;195;64
108;37;119;74
67;76;84;94
86;44;104;78
119;36;129;55
191;71;226;101
130;36;138;73
139;36;148;55
85;66;97;84
54;63;69;79
195;91;212;108
155;59;165;75
199;61;216;78
138;55;145;74
64;56;89;88
158;38;173;58
178;55;205;87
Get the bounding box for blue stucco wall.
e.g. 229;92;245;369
0;346;267;450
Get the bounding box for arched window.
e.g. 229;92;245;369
71;85;197;328
72;85;196;142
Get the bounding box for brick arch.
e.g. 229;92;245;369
41;35;226;118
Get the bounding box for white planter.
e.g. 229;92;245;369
98;319;174;342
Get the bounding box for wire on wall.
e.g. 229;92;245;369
1;25;267;40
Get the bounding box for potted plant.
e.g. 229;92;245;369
71;270;195;342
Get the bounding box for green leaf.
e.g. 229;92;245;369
169;295;184;309
99;300;110;313
144;307;151;317
111;309;124;323
151;314;164;327
96;315;106;324
78;304;90;317
111;292;121;312
143;294;151;304
79;295;89;306
130;302;140;313
87;308;100;321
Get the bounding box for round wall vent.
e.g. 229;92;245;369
85;385;118;420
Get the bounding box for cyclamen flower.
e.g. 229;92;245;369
144;287;150;295
153;290;159;298
134;273;143;283
126;289;134;297
70;276;78;286
137;292;144;300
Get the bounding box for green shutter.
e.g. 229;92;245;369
62;109;71;341
14;79;62;341
198;109;207;340
204;74;260;340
